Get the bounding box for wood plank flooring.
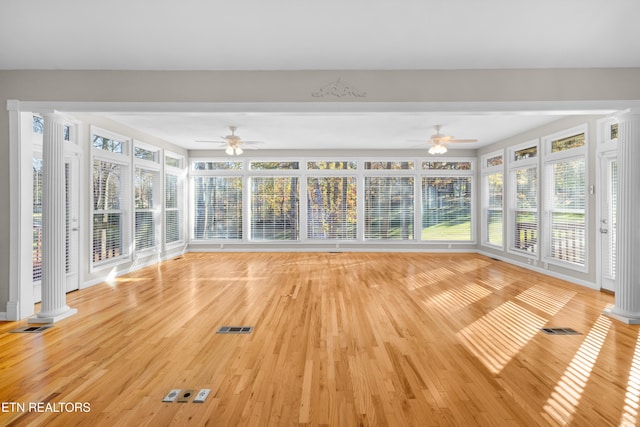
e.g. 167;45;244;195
0;252;637;426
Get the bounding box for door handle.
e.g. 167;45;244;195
600;228;608;234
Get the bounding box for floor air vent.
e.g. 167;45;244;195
216;326;253;334
541;327;581;335
9;325;52;333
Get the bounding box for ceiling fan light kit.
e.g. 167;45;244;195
426;125;477;155
428;143;447;155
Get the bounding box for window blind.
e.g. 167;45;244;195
33;154;72;282
92;160;125;262
609;161;618;278
193;176;243;239
422;177;472;241
165;173;181;244
513;167;537;254
364;176;414;240
486;173;503;246
32;156;43;281
547;158;585;265
134;168;158;252
251;177;299;240
307;176;357;239
65;162;71;273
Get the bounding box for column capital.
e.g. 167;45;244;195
614;108;640;122
42;112;67;123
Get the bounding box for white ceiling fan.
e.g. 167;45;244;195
196;126;264;155
426;125;478;155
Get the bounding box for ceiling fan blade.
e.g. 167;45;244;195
447;139;478;143
436;135;453;142
195;140;226;144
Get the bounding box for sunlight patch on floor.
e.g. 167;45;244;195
621;332;640;426
448;258;492;273
543;315;611;425
456;301;547;374
424;282;493;313
406;267;455;289
515;285;576;316
478;277;511;290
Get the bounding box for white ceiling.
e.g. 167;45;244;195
102;111;568;151
3;0;637;151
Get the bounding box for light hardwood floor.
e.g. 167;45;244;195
0;252;637;426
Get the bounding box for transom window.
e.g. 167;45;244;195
513;145;537;161
364;161;414;170
307;161;357;170
93;134;125;154
193;161;243;171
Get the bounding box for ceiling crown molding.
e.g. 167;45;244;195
312;78;367;98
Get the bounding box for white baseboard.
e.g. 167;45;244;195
476;250;598;290
80;249;191;290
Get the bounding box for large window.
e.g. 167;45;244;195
193;176;243;240
509;141;538;255
422;161;473;241
165;152;185;245
165;173;181;244
189;158;475;244
422;177;472;241
512;167;538;254
482;151;504;248
307;176;357;239
543;128;587;268
91;128;130;265
251;177;299;240
92;159;127;263
134;167;159;252
364;176;414;240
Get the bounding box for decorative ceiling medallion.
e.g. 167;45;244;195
312;78;367;98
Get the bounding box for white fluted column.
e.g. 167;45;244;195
604;110;640;324
30;113;77;324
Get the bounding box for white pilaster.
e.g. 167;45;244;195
30;113;77;324
604;110;640;324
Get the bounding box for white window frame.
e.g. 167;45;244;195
481;150;504;249
597;117;619;150
507;140;539;259
359;159;414;242
90;126;132;271
420;158;475;243
541;125;589;272
305;160;359;241
164;150;186;249
188;156;478;246
133;141;161;255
